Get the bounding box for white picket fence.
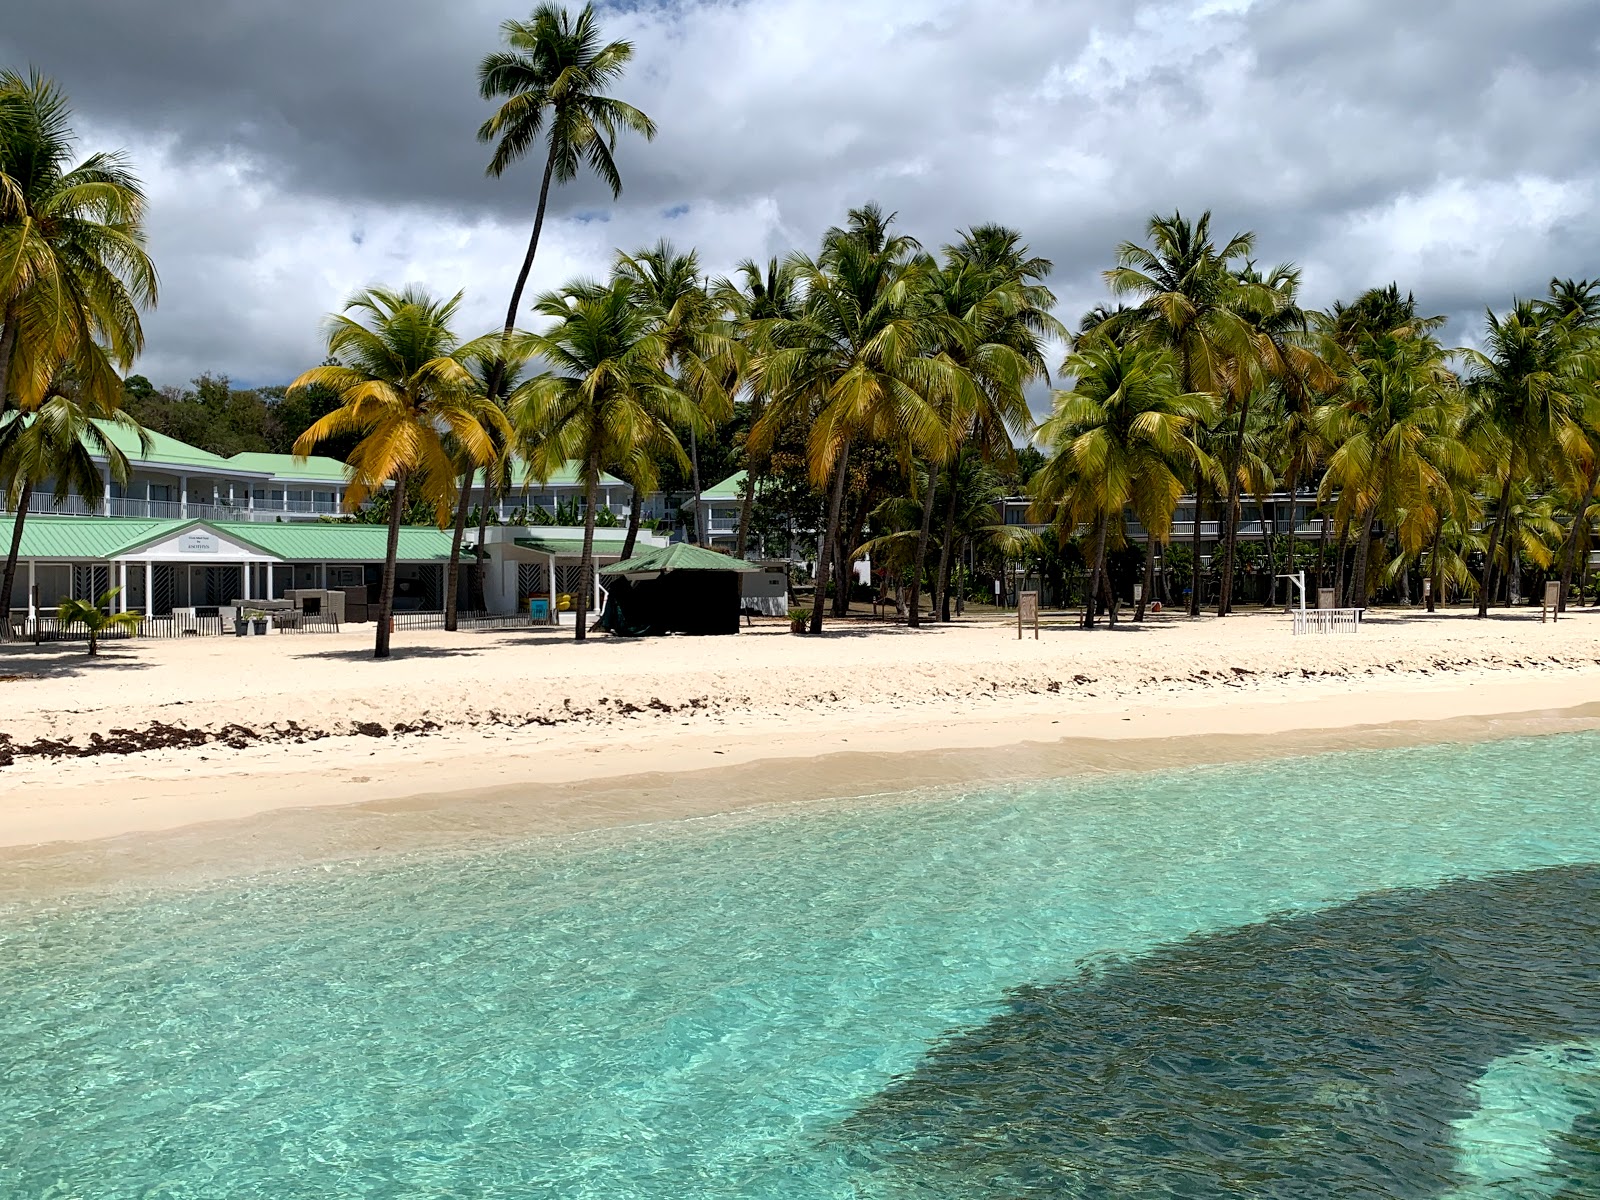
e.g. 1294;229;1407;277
1292;607;1364;635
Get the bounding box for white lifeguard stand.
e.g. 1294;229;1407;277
1281;571;1363;634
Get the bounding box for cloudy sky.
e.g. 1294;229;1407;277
6;0;1598;389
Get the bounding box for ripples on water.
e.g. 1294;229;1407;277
2;734;1600;1198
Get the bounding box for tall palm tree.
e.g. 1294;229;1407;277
1537;279;1600;610
1105;211;1255;615
1461;301;1592;615
0;359;146;628
712;256;802;557
1029;341;1209;627
614;240;732;544
751;204;954;632
290;286;503;659
1317;328;1464;607
508;277;694;641
453;3;656;621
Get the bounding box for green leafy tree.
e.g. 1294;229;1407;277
57;587;142;655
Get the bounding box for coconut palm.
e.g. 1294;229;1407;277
290;286;504;659
0;70;156;413
712;256;802;557
507;276;694;641
750;204;955;632
0;358;147;628
1105;211;1256;615
613;241;732;544
57;587;142;655
1536;279;1600;610
1461;301;1593;614
1030;341;1210;627
457;3;656;618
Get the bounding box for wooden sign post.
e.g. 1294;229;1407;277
1543;579;1562;623
1018;590;1039;640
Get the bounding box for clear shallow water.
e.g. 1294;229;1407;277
3;734;1600;1198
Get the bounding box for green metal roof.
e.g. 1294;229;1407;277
226;452;351;484
514;535;634;558
12;516;176;559
12;516;453;562
214;521;453;562
472;458;627;490
92;422;235;470
696;471;748;501
601;542;757;574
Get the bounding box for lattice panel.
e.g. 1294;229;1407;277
518;563;545;597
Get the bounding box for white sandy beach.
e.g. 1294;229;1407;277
2;605;1599;856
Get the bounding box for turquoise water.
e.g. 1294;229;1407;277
3;733;1600;1197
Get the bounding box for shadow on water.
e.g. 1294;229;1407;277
835;864;1600;1199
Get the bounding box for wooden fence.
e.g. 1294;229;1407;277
1291;607;1364;635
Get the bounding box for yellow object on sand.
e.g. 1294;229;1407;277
556;593;573;611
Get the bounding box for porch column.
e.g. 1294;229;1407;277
247;487;255;514
116;561;126;611
179;474;189;519
242;560;252;602
26;559;35;617
228;481;235;509
144;479;153;518
547;552;556;624
319;563;327;589
102;465;112;516
144;561;153;616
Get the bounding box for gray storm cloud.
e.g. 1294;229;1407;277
4;0;1597;386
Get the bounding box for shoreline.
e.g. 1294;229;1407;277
3;673;1599;906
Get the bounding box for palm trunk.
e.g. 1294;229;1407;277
474;496;492;611
1135;539;1153;621
1084;511;1108;628
1426;520;1442;612
688;424;703;544
373;470;407;659
1478;472;1515;617
619;485;645;561
1349;507;1378;608
907;460;939;628
1101;550;1119;626
575;467;600;642
835;486;867;618
811;443;852;634
1314;501;1329;593
734;465;758;558
936;468;961;621
0;480;33;640
444;465;474;630
1217;394;1253;616
1188;474;1204;616
1559;463;1598;612
1333;521;1349;606
1281;470;1299;610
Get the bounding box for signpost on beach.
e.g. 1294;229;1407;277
1018;591;1039;640
1543;580;1562;623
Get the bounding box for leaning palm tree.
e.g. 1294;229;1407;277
0;356;147;628
1105;211;1255;615
57;587;143;656
1029;341;1210;627
290;286;503;659
0;69;157;413
507;277;695;641
751;204;955;632
453;3;657;619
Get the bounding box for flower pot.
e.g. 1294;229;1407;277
234;620;249;637
251;619;268;635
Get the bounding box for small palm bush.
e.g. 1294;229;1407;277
57;588;142;655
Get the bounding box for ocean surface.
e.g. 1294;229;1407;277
3;733;1600;1198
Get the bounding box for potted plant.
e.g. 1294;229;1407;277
242;608;269;635
233;609;249;636
789;606;811;634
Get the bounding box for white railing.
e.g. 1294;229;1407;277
1292;607;1364;635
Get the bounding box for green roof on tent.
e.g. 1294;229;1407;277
600;542;757;575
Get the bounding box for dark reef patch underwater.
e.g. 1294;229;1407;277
838;864;1600;1198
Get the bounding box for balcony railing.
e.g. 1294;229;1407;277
8;496;344;522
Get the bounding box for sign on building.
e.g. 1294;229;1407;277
180;531;219;555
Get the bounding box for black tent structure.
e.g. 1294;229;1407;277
596;543;758;636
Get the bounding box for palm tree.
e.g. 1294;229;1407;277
0;70;156;413
920;227;1060;625
454;3;656;622
1461;301;1592;614
1029;341;1209;627
508;277;694;641
1317;328;1464;607
56;587;143;655
1105;211;1255;615
751;204;954;632
1537;279;1600;610
614;240;732;544
290;286;503;659
712;256;803;557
